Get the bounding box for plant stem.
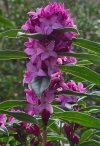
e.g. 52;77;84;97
42;125;47;146
70;143;74;146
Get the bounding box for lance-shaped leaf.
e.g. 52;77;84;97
0;126;8;135
0;16;15;28
58;52;100;65
80;129;94;143
73;38;100;54
55;27;78;33
17;31;43;39
0;29;21;38
31;76;50;97
60;65;100;85
76;60;93;66
0;51;27;60
47;135;67;141
77;140;100;146
80;106;100;113
0;100;27;110
0;110;37;124
53;111;100;129
56;89;100;100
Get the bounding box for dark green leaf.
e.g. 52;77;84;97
77;140;100;146
58;52;100;65
17;31;43;39
73;38;100;54
60;65;100;85
0;100;27;110
31;76;50;97
0;51;27;60
55;27;78;33
56;89;100;100
0;29;21;38
0;110;37;124
80;129;94;143
0;16;15;28
53;111;100;129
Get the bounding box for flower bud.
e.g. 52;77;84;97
42;110;50;126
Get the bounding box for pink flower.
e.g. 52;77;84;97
0;114;6;127
22;3;77;38
56;80;87;108
57;56;77;65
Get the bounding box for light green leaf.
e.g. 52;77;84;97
80;106;100;113
53;105;65;113
0;126;8;135
0;51;27;60
0;16;15;28
77;140;100;146
0;100;27;110
60;65;100;85
47;135;67;141
0;29;21;38
80;129;94;143
73;38;100;54
53;111;100;129
76;60;93;65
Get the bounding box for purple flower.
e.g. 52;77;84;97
0;114;6;127
56;80;87;108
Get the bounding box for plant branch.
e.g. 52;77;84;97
42;125;47;146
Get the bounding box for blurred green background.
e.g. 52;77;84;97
0;0;100;102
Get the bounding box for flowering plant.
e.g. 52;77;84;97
0;2;100;146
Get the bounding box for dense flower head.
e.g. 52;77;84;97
22;3;77;37
21;2;87;117
22;2;78;84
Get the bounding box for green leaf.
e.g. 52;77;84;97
0;126;8;134
76;60;93;65
0;29;21;38
0;110;37;124
31;76;50;97
47;135;67;141
60;65;100;85
53;111;100;129
17;31;43;39
77;140;100;146
0;16;15;28
48;122;60;134
56;89;100;100
73;38;100;55
55;27;78;33
80;106;100;113
80;129;94;143
58;52;100;65
0;100;27;110
53;105;65;113
0;51;27;60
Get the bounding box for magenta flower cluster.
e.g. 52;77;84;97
21;3;87;116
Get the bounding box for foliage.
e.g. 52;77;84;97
0;0;100;146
